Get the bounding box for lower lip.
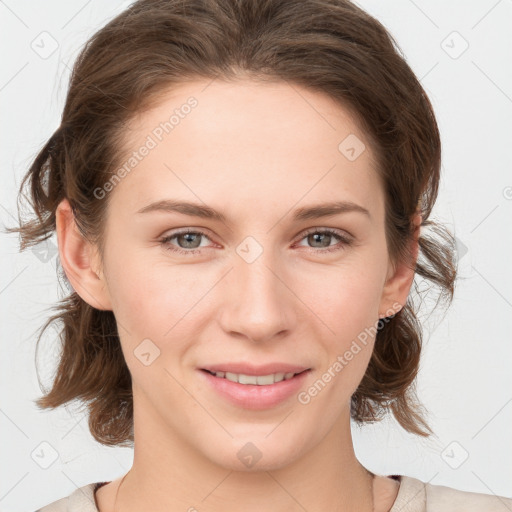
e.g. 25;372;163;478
199;369;310;410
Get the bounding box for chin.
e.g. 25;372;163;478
201;432;308;472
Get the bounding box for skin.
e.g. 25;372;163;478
56;79;420;512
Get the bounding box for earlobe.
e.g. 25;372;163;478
378;213;422;318
55;198;112;311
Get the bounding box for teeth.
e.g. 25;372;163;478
213;371;298;385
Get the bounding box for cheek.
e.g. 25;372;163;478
105;246;182;322
104;252;212;358
104;260;195;384
304;273;380;409
301;262;384;394
305;262;384;337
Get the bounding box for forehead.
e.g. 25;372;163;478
110;79;383;222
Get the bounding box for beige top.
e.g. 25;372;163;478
34;475;512;511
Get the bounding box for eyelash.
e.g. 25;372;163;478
159;228;353;256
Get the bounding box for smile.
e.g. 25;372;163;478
199;368;311;410
204;370;304;385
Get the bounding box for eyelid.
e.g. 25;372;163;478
160;226;352;243
159;228;215;252
160;226;354;256
295;226;353;243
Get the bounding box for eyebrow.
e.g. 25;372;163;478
136;199;371;222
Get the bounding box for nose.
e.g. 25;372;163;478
217;248;296;344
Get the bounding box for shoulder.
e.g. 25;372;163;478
390;474;512;512
34;482;106;512
424;478;512;512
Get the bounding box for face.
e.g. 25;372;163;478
89;79;405;470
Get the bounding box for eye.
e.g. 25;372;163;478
160;229;212;256
295;228;353;253
159;228;353;256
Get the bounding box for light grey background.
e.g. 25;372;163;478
1;1;511;510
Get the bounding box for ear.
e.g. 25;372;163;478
55;198;112;310
378;212;421;318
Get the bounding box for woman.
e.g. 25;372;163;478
8;0;510;511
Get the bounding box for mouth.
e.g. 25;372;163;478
199;366;312;410
201;368;309;386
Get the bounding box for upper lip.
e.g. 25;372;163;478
201;363;311;375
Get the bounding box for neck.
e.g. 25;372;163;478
111;393;375;512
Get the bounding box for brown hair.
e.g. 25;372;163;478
6;0;456;445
